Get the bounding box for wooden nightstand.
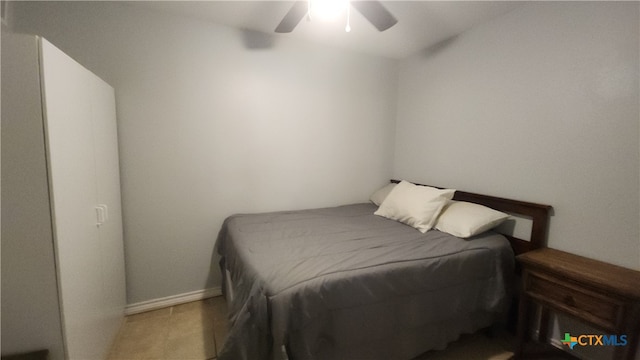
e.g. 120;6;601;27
513;248;640;360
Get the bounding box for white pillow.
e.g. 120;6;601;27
435;201;510;238
374;180;455;233
370;183;397;206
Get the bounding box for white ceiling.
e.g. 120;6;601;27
128;1;524;58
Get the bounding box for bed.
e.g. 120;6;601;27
215;180;552;360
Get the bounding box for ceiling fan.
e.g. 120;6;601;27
275;1;398;33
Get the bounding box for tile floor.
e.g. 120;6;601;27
108;296;516;360
108;296;228;360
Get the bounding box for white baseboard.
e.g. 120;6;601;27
125;287;222;315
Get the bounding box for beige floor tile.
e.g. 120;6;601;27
109;312;170;360
168;309;215;339
108;298;227;360
165;328;216;360
122;315;171;338
108;329;167;360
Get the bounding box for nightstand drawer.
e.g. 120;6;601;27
525;271;622;330
515;248;640;360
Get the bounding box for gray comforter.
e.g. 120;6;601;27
216;203;514;360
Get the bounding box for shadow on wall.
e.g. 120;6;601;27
240;28;275;50
420;34;459;58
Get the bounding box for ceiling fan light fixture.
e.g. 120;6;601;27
275;0;396;34
308;0;350;22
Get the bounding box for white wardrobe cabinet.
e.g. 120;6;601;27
1;34;126;360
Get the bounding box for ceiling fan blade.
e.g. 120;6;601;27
275;1;308;33
351;1;397;32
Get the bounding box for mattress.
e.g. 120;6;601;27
216;203;514;360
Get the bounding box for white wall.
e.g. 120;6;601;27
12;1;398;304
11;0;639;306
395;1;639;270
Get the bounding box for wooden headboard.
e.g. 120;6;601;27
390;180;552;255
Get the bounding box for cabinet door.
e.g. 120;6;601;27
0;33;66;360
40;38;110;360
89;71;127;347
